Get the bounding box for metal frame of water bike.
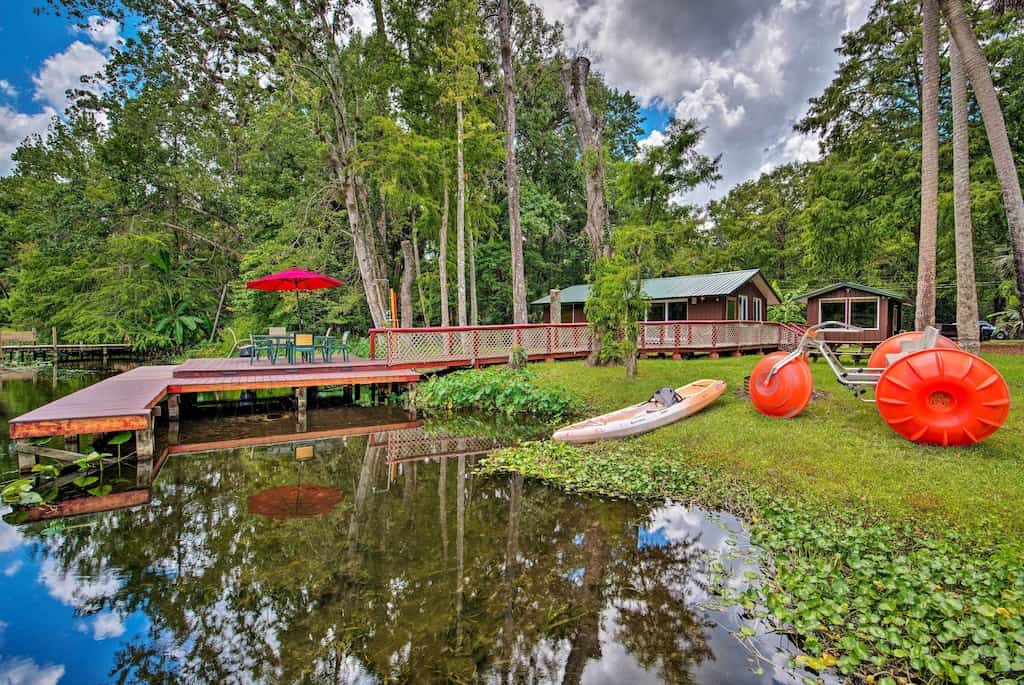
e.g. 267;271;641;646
765;321;884;401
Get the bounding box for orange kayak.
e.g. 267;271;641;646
553;379;726;444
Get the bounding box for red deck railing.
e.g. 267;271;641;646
369;321;800;368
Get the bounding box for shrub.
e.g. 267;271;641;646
414;367;582;417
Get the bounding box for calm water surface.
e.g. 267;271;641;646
0;367;819;684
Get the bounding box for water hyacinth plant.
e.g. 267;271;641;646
414;367;582;417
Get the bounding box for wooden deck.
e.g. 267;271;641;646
8;356;420;440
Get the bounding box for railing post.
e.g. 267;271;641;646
386;330;393;367
710;323;719;359
472;329;479;367
369;331;376;359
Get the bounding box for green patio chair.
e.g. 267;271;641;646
289;332;317;364
318;331;350;363
250;334;280;365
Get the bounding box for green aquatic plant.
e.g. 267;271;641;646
1;479;43;506
415;367;582;417
108;431;132;474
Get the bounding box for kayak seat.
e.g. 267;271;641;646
651;387;683;408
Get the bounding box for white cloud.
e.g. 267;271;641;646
79;16;122;49
0;106;56;175
32;40;107;111
0;658;65;685
0;524;25;553
92;612;126;640
0;80;17;98
637;129;666;152
675;80;745;129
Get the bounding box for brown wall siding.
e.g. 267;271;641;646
806;287;901;343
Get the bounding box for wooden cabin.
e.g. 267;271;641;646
532;269;781;323
798;283;910;344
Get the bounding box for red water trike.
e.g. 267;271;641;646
748;322;1010;446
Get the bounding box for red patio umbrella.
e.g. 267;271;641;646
246;267;344;329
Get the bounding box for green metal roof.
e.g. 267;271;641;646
532;269;778;305
796;282;910;303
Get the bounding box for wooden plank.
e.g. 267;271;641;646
19;489;151;522
167;371;418;394
166;419;424;455
10;415;151;439
16;444;85;463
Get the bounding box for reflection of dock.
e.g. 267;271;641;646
169;419;424;455
367;426;507;464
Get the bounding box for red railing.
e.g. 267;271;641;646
369;321;799;368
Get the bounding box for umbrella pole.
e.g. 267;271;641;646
294;284;303;329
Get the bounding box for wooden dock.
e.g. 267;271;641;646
8;355;421;477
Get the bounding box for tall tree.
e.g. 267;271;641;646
940;0;1024;321
916;0;940;330
561;56;609;259
440;177;452;327
950;40;981;353
498;0;529;323
400;239;415;327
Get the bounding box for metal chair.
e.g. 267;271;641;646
318;331;350;362
289;332;317;364
250;335;280;365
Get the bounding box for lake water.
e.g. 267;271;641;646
0;366;821;684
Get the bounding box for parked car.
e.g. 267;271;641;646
938;321;1003;341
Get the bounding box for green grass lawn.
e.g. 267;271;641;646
529;353;1024;546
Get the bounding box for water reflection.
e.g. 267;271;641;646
0;373;822;684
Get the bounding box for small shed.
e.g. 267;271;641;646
797;283;910;344
532;269;780;323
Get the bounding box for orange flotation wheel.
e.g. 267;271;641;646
867;331;957;369
876;348;1010;446
749;351;814;419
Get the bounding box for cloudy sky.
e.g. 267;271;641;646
537;0;873;204
1;0;871;203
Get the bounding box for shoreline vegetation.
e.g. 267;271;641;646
475;356;1024;684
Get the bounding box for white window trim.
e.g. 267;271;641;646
819;297;849;325
753;298;763;321
848;297;880;330
739;295;749;320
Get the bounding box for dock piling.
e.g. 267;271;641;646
16;441;35;473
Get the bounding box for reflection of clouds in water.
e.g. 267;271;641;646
92;611;126;640
0;657;65;685
0;524;23;553
4;560;23;577
39;554;122;607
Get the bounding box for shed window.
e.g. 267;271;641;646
820;300;846;324
646;302;667;321
667;301;687;321
726;299;737;319
850;299;879;329
753;298;763;321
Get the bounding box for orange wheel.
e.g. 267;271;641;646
867;331;957;369
876;349;1010;446
749;351;814;419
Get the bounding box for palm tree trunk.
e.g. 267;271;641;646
916;0;940;330
940;0;1024;323
456;99;468;327
440;175;451;327
499;0;528;324
951;41;981;354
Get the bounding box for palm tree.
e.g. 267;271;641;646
950;40;981;353
916;0;940;330
938;0;1024;323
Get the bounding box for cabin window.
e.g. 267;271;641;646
667;301;687;321
753;298;763;321
820;299;847;324
739;295;749;320
726;299;737;319
646;302;667;321
850;298;879;329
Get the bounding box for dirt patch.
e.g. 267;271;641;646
982;342;1024;355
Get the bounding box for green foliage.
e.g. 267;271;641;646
584;252;645;366
768;291;808;324
414;367;582;417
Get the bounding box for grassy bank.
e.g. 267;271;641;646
522;353;1024;545
478;353;1024;684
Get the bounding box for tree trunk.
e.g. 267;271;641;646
940;0;1024;322
499;0;528;324
456;100;468;327
412;225;430;326
916;0;940;330
469;228;479;325
560;56;609;260
440;176;451;327
400;239;415;328
342;171;390;328
951;41;981;355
